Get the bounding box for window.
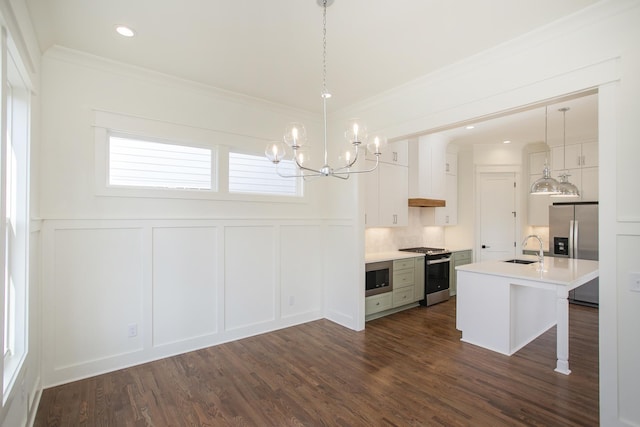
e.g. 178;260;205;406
108;135;212;190
229;152;300;196
2;42;30;398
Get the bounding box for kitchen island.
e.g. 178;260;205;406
456;256;598;375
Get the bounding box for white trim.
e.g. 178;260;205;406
92;110;307;204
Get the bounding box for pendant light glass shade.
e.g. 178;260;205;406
551;107;580;198
530;106;560;195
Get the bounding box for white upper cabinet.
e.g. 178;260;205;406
421;150;458;226
366;139;408;166
551;141;598;170
364;160;408;227
445;152;458;175
550;141;598;202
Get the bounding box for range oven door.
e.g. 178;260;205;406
426;257;450;295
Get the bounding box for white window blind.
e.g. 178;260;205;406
229;152;299;196
109;136;212;190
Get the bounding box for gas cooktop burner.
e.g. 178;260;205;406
400;247;451;255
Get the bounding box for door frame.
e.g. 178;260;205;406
474;165;524;261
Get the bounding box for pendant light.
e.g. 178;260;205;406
530;106;560;195
551;107;580;198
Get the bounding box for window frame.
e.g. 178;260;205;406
1;28;31;401
93;110;306;204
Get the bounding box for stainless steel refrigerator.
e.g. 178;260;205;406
549;202;599;306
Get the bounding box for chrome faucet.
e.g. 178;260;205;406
522;234;544;268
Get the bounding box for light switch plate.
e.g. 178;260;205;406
630;272;640;292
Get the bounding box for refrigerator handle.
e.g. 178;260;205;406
569;220;575;258
574;220;579;259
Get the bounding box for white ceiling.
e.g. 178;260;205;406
25;0;600;144
440;92;599;148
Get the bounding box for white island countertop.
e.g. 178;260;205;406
456;255;599;288
456;255;599;375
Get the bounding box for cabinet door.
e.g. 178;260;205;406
367;139;408;166
378;163;408;227
446;152;458;175
552;144;582;170
364;160;380;227
581;142;598;167
430;139;447;199
580;167;598;201
432;174;457;225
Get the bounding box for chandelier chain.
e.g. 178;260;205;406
322;0;328;96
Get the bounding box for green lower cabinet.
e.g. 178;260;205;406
365;255;424;320
365;292;393;315
450;250;472;296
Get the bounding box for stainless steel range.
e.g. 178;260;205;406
400;247;451;306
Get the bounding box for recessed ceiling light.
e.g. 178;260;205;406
465;125;475;130
116;25;135;37
503;140;512;144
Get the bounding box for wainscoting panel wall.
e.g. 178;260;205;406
224;226;277;331
152;226;219;347
42;219;336;387
51;227;145;370
279;225;323;319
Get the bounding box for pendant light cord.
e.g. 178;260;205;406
561;107;569;170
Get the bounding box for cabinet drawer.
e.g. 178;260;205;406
365;293;393;315
393;269;414;288
454;251;472;263
393;258;415;271
393;287;415;308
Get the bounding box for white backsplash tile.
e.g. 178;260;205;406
365;208;445;253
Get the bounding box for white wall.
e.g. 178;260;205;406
38;47;363;387
343;1;640;424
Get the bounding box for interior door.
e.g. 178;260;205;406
478;173;517;261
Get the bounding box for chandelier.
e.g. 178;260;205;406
265;0;385;179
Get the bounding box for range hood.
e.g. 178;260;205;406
408;198;446;208
407;135;448;208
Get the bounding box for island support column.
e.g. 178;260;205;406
555;288;571;375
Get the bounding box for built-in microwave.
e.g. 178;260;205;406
365;260;393;297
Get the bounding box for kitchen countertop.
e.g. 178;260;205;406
448;247;473;253
365;251;426;263
455;255;599;287
456;254;599;375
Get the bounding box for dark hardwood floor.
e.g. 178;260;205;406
34;298;599;426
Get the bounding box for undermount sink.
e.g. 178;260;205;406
503;259;537;265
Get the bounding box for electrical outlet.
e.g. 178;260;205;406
127;323;138;337
630;272;640;292
289;296;295;306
